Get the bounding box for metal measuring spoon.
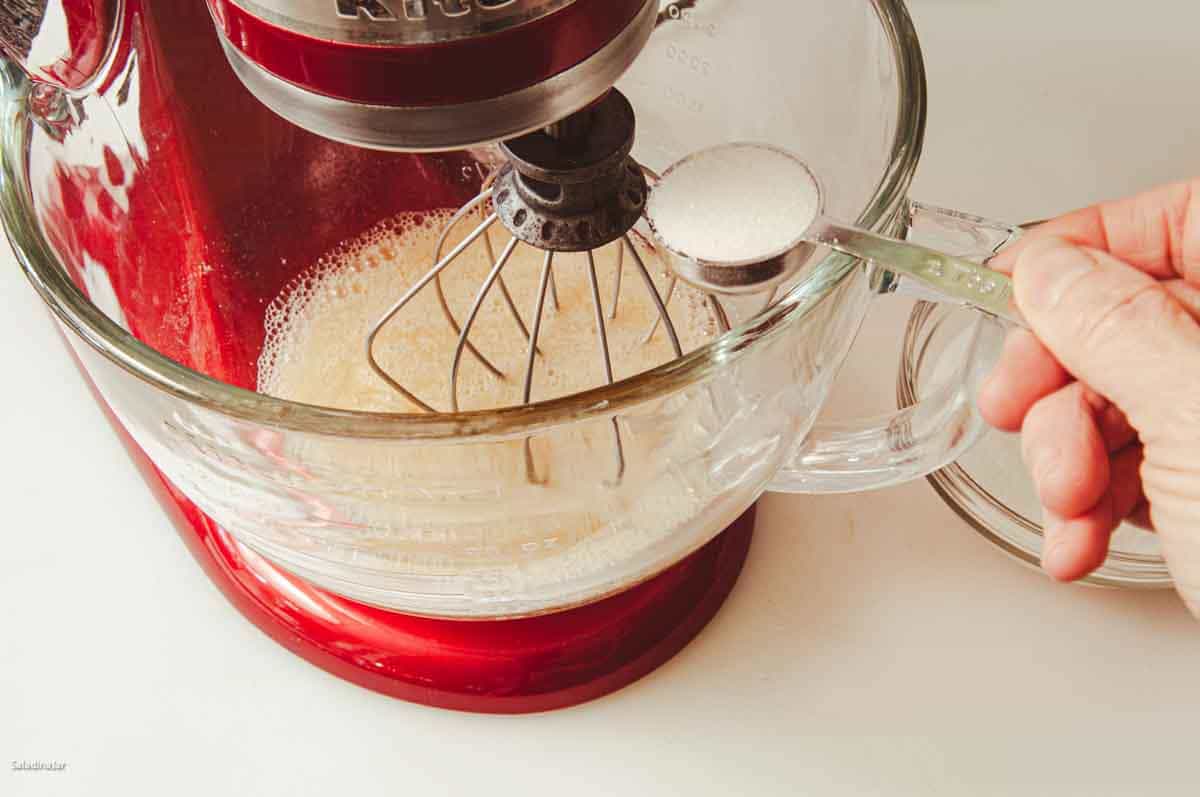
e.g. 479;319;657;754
646;143;1022;325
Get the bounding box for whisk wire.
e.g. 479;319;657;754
548;262;561;312
432;192;507;379
586;249;627;483
523;251;555;405
450;235;522;412
483;227;543;355
609;239;625;320
626;235;683;358
522;250;556;486
641;274;678;345
366;209;500;412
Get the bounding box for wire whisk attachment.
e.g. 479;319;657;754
365;90;728;485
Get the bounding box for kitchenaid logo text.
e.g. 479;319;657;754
335;0;519;21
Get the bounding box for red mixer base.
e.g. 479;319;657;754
106;411;754;713
175;502;753;714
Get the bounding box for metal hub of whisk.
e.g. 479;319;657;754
365;89;727;483
494;91;648;253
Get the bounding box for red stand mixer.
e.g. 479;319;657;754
1;1;1009;712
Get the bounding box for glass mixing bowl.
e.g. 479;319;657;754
1;0;1011;618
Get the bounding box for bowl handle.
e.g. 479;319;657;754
767;201;1021;494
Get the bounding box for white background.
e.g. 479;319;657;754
5;1;1200;794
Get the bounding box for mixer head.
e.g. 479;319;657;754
206;0;659;152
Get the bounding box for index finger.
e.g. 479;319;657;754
991;179;1200;283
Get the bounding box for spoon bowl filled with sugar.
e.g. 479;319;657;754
646;143;1024;326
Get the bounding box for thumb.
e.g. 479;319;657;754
1011;236;1200;442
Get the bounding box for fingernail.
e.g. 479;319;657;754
1040;514;1073;579
1042;539;1076;581
1014;239;1097;314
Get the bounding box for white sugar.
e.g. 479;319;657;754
648;143;821;263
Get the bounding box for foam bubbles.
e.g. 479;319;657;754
258;211;719;413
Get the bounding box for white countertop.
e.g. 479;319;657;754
5;2;1200;794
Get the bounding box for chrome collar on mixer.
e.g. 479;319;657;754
209;0;660;151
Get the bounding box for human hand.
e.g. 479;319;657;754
977;181;1200;613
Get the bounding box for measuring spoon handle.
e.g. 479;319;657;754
807;217;1025;326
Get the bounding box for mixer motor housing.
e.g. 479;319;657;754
205;0;659;151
